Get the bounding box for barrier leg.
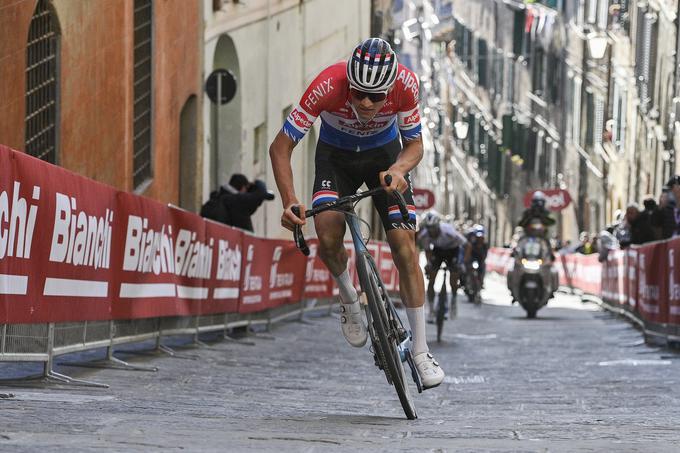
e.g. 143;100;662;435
43;324;110;388
60;345;158;372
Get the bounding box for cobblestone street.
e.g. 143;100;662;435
2;276;680;452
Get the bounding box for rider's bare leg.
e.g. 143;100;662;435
386;229;429;354
315;211;355;302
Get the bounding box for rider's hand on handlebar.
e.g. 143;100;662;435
379;170;408;194
281;203;306;232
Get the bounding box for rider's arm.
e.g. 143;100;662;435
269;131;304;231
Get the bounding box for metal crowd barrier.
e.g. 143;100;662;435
0;298;336;387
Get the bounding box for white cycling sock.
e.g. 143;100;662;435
406;306;429;356
333;268;358;304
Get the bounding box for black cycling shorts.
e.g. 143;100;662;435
430;248;459;272
312;138;416;231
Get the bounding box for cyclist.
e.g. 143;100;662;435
269;38;444;389
464;224;489;288
417;211;467;323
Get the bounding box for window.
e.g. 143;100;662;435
25;0;60;164
612;81;627;152
133;0;153;190
478;39;488;88
253;123;266;166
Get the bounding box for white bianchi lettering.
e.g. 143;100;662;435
49;192;113;269
0;181;40;260
121;214;213;279
216;239;241;281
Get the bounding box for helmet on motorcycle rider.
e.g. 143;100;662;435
531;191;547;209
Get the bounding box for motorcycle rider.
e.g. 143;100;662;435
518;191;556;230
417;211;467;323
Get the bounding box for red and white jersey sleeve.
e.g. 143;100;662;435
395;67;422;141
282;64;345;143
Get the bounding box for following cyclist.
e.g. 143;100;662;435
268;38;444;389
464;224;489;289
417;211;467;323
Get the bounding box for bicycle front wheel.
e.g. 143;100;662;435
358;254;417;420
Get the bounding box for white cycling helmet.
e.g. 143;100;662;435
347;38;399;93
420;210;441;228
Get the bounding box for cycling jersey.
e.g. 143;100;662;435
282;61;422;151
418;223;467;251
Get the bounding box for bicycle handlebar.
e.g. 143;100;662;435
291;174;410;256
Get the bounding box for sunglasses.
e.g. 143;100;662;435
350;87;388;103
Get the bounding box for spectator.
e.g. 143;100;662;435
643;195;661;240
575;231;593;254
623;203;655;246
200;173;275;232
656;177;680;239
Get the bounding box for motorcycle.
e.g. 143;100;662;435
507;236;556;318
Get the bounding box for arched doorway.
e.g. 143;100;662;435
212;34;241;190
179;95;198;211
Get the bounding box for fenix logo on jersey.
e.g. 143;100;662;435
0;181;39;261
122;215;213;279
49;192;114;269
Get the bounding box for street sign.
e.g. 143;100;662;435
205;69;237;105
412;188;435;210
523;189;572;211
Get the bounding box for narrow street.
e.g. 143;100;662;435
2;276;680;452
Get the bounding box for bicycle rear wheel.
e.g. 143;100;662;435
358;254;417;420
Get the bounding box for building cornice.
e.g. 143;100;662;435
205;0;299;41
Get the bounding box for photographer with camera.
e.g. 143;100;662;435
200;173;275;232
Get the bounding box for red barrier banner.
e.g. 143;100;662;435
238;234;271;314
625;249;638;312
636;241;668;324
486;247;512;275
601;250;626;306
0;146;118;323
303;239;333;299
668;238;680;325
266;238;306;309
203;218;242;315
113;197;209;319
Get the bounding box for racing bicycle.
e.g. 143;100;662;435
292;175;422;420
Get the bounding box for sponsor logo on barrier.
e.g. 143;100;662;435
670;249;680;302
122;215;213;279
242;244;262;305
216;239;241;281
49;193;113;269
0;181;40;260
269;246;294;300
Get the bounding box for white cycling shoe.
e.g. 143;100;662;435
414;352;445;389
339;301;367;348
